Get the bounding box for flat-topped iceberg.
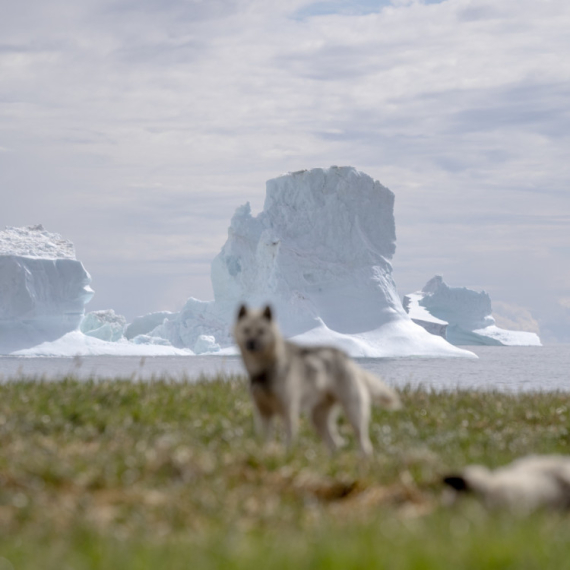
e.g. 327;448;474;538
404;276;541;346
0;226;192;356
142;167;473;357
0;225;94;353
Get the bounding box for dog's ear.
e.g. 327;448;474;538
237;304;248;320
443;475;470;492
262;305;273;321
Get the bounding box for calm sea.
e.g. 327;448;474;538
0;345;568;392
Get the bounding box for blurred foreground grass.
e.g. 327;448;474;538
1;375;569;569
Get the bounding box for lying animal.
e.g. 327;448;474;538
233;304;401;455
444;455;570;512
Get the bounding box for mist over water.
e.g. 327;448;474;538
1;346;568;392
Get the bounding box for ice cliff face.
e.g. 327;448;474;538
404;276;541;346
145;167;472;357
0;225;94;352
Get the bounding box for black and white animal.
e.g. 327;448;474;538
444;455;570;512
233;304;401;455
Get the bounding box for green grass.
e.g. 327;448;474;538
0;376;569;568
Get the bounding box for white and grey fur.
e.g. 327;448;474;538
444;455;570;512
233;304;401;455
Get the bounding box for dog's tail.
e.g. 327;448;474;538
362;371;402;410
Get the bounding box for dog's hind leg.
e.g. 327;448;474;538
342;391;373;456
326;405;346;449
311;401;345;452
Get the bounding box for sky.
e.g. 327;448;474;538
1;0;569;343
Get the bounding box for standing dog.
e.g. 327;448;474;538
233;304;401;455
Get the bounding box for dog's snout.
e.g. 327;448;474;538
246;339;258;351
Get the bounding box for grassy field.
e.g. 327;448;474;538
0;375;569;569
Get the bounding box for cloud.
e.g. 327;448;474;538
292;0;446;20
1;0;569;335
292;0;392;19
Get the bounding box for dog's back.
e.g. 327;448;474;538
284;342;401;410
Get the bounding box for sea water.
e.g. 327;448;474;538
0;345;568;392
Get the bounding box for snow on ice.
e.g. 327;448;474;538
404;276;541;346
12;330;190;357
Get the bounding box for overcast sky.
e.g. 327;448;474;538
1;0;569;342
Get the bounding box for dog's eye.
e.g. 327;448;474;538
257;328;264;336
243;327;251;335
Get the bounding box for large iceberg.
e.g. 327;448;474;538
142;167;473;357
404;276;541;346
0;225;94;352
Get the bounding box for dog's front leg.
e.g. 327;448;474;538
283;402;300;448
253;409;274;442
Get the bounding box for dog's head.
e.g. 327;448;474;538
233;304;279;356
443;465;492;496
443;475;471;492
